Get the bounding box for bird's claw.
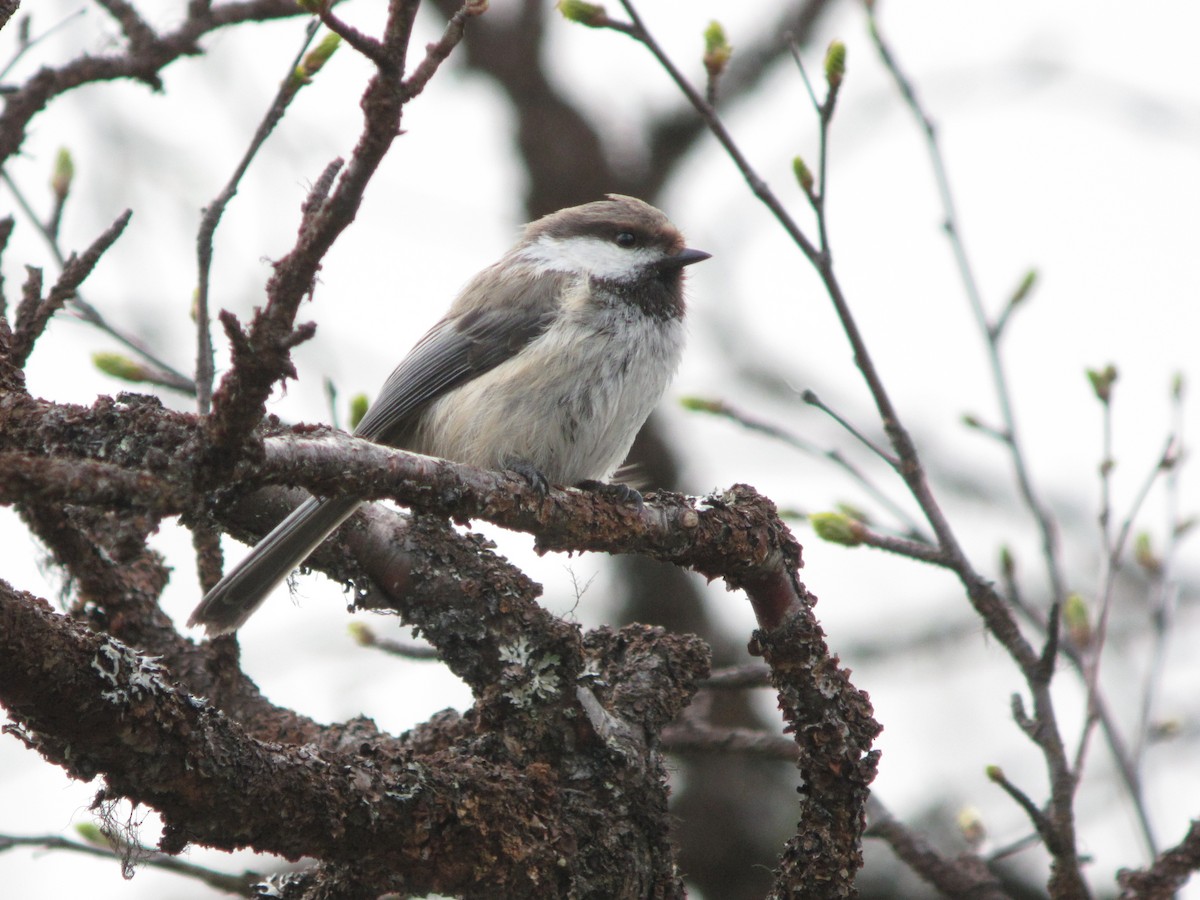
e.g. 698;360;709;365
505;458;551;497
577;479;644;510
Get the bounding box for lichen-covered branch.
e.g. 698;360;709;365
0;580;707;896
753;613;880;898
1118;820;1200;900
0;377;877;893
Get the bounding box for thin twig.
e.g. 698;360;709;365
1007;541;1162;864
1134;376;1187;768
702;663;772;690
1088;434;1175;689
1072;434;1175;855
787;37;821;114
786;39;838;252
348;623;441;659
399;0;486;102
0;169;195;393
854;526;951;567
686;396;927;539
202;0;449;460
0;832;260;896
661;719;800;762
611;1;820;262
988;831;1043;864
612;3;980;604
986;766;1061;856
598;4;1084;892
865;8;1067;609
0;8;87;82
865;796;1010;900
317;6;386;66
802;388;900;468
195;18;322;414
11;210;132;367
783;38;831;228
860;8;1092;889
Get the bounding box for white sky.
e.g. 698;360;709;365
3;1;1200;896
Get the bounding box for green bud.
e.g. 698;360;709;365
792;156;814;194
1063;593;1091;649
1134;532;1162;576
961;412;982;430
555;0;608;27
1086;364;1117;404
999;545;1015;579
1160;449;1178;471
299;32;341;81
985;764;1004;782
834;502;870;524
74;822;109;847
347;621;374;646
349;393;369;430
824;40;846;89
1009;268;1038;306
1172;372;1185;401
679;396;724;414
703;21;732;80
810;511;863;547
93;352;151;383
51;148;74;201
1150;718;1181;741
956;805;986;847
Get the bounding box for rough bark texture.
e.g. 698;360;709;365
1;582;710;897
0;383;878;895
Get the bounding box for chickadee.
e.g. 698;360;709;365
188;194;709;635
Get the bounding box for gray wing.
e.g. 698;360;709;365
187;264;566;635
353;267;564;444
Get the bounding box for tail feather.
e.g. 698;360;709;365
188;495;362;635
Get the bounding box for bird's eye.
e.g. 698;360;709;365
614;231;637;248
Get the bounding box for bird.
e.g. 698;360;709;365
188;194;709;635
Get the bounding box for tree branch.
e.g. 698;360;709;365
865;798;1010;900
11;209;131;367
0;581;708;896
1117;820;1200;900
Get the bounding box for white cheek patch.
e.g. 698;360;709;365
518;234;659;281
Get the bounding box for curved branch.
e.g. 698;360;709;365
249;432;808;628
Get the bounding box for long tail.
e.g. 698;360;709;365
187;495;362;635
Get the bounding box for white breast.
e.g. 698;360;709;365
408;294;686;485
